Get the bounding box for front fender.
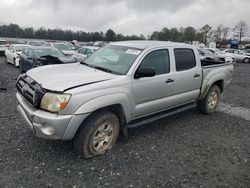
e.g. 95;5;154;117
74;93;133;123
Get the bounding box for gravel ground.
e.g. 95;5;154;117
0;57;250;188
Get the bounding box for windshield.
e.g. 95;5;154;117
54;43;75;51
35;48;65;58
15;46;29;52
85;45;141;75
214;49;225;55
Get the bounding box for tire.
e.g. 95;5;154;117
4;56;8;64
13;58;16;67
73;111;120;158
197;85;221;114
19;63;24;74
243;58;250;63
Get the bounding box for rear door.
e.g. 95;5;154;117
170;48;202;104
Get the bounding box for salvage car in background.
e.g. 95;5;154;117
197;48;222;61
19;46;76;73
44;42;77;55
0;39;8;56
223;49;250;63
205;48;235;63
5;44;31;67
72;46;99;61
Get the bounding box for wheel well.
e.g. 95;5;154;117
84;104;126;127
213;80;224;92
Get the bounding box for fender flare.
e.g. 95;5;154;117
74;93;133;123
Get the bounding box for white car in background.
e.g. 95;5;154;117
72;46;99;61
223;49;250;63
5;44;31;67
205;48;235;63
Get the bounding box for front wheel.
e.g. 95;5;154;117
73;111;120;158
243;58;250;63
197;85;221;114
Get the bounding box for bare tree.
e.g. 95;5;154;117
222;26;230;41
201;24;212;46
213;24;223;44
233;20;249;44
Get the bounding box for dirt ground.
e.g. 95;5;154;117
0;57;250;188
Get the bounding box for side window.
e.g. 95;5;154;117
139;50;170;75
80;48;86;55
86;49;92;55
27;49;33;58
174;49;196;71
45;43;52;47
9;45;13;51
22;49;29;55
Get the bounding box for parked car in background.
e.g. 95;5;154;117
205;48;235;63
44;42;77;55
19;46;77;72
223;49;250;63
0;39;8;56
27;41;46;46
72;46;99;61
5;44;31;67
243;49;250;56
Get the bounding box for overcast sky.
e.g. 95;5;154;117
0;0;249;35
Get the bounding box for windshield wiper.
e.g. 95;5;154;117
80;61;121;75
92;65;122;75
80;61;94;68
92;65;113;73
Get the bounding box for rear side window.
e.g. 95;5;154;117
174;49;196;71
140;50;170;75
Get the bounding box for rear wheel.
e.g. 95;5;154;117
243;58;250;63
197;85;221;114
73;111;120;158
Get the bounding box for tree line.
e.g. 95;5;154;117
0;23;145;42
150;20;249;45
0;20;248;45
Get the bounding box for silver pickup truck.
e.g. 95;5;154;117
16;41;234;158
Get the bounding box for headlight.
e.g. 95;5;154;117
40;92;71;112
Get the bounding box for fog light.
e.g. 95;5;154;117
41;124;55;136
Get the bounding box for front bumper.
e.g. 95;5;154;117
16;93;89;140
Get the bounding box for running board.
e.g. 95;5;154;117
126;102;196;128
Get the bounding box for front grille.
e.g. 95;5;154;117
16;74;45;108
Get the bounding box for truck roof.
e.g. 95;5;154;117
110;40;192;49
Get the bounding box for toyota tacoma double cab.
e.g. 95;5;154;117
16;41;234;158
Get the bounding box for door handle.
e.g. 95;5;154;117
165;78;174;83
193;73;200;78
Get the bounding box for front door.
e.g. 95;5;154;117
132;49;174;119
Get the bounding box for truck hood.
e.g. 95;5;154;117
26;63;117;91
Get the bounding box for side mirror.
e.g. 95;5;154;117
135;67;156;79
